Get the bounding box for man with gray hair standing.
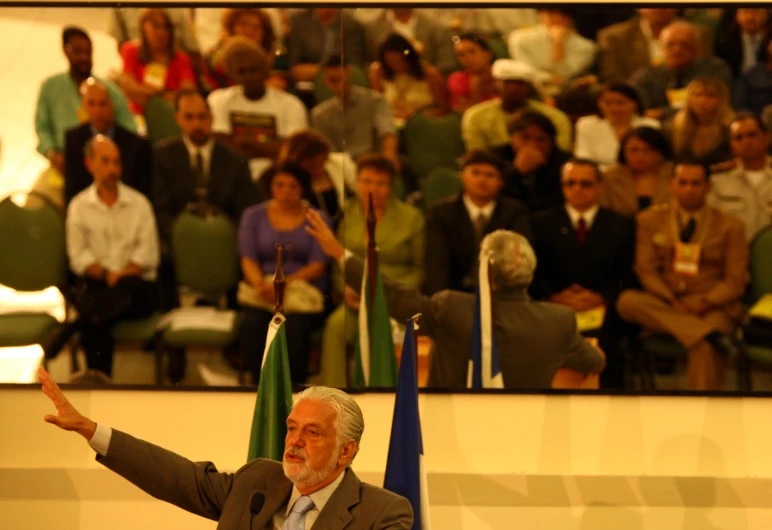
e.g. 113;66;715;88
39;367;413;528
305;211;605;389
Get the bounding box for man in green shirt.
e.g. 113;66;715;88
34;26;136;174
461;59;573;153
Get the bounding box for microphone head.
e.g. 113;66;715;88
250;492;266;515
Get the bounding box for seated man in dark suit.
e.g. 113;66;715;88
530;159;636;389
492;110;571;215
153;89;259;381
153;88;259;254
425;149;531;295
64;78;152;206
306;212;605;389
40;372;413;528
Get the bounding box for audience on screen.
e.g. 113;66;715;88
25;6;772;391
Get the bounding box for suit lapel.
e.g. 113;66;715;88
250;471;294;530
452;194;477;248
312;469;360;530
555;208;578;252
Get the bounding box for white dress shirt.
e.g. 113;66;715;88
66;182;160;281
565;203;599;231
742;32;762;73
640;20;664;65
386;9;418;41
573;115;661;169
462;194;496;224
271;471;346;529
87;423;345;530
182;135;215;182
507;25;597;82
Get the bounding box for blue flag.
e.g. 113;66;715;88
384;317;431;530
467;259;504;388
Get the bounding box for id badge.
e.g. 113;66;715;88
673;242;701;276
143;63;168;91
666;88;688;109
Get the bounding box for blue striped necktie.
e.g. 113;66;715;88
282;496;315;530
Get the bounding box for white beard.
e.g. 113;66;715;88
283;447;341;488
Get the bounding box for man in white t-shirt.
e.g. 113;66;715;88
207;36;308;181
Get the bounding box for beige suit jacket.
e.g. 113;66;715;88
97;429;413;530
633;202;748;320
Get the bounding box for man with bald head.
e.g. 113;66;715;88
44;135;160;380
64;78;152;206
631;21;732;120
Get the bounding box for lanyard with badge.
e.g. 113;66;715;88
669;206;712;276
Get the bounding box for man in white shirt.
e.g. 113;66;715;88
715;8;771;79
47;135;160;378
207;36;308;182
39;370;413;528
507;9;597;96
709;112;772;242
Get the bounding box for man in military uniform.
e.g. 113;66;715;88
617;161;748;390
709;112;772;242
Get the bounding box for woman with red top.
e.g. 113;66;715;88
447;33;496;114
118;8;198;114
203;8;288;93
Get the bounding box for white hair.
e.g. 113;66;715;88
293;386;364;466
479;230;537;290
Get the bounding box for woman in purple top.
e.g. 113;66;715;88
238;162;332;384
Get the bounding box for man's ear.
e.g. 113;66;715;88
337;440;357;466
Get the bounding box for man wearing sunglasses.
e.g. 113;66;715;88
530;159;635;389
617;160;748;390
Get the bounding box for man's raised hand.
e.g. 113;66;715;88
39;366;96;440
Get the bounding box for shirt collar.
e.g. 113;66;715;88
285;469;347;518
86;181;132;207
565;203;599;228
182;135;215;158
677;205;706;226
90;124;115;139
462;194;497;220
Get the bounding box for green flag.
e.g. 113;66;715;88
247;313;293;462
354;255;398;387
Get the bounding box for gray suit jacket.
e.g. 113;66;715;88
344;256;605;389
97;429;413;529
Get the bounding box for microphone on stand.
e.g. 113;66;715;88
249;492;266;530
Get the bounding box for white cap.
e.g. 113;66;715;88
491;59;536;84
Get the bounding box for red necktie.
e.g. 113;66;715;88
576;217;587;246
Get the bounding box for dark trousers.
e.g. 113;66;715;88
44;276;159;376
239;307;324;384
584;307;628;389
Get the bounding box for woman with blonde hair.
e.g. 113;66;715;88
663;76;734;165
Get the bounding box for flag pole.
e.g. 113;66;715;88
274;246;286;316
366;192;377;305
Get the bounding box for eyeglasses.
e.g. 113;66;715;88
561;180;596;189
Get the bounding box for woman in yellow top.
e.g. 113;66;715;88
316;153;425;387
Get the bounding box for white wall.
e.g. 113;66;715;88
3;388;772;529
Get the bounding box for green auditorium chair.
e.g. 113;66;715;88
402;112;465;180
422;167;463;207
0;193;67;352
144;96;182;145
742;226;772;384
161;210;242;379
